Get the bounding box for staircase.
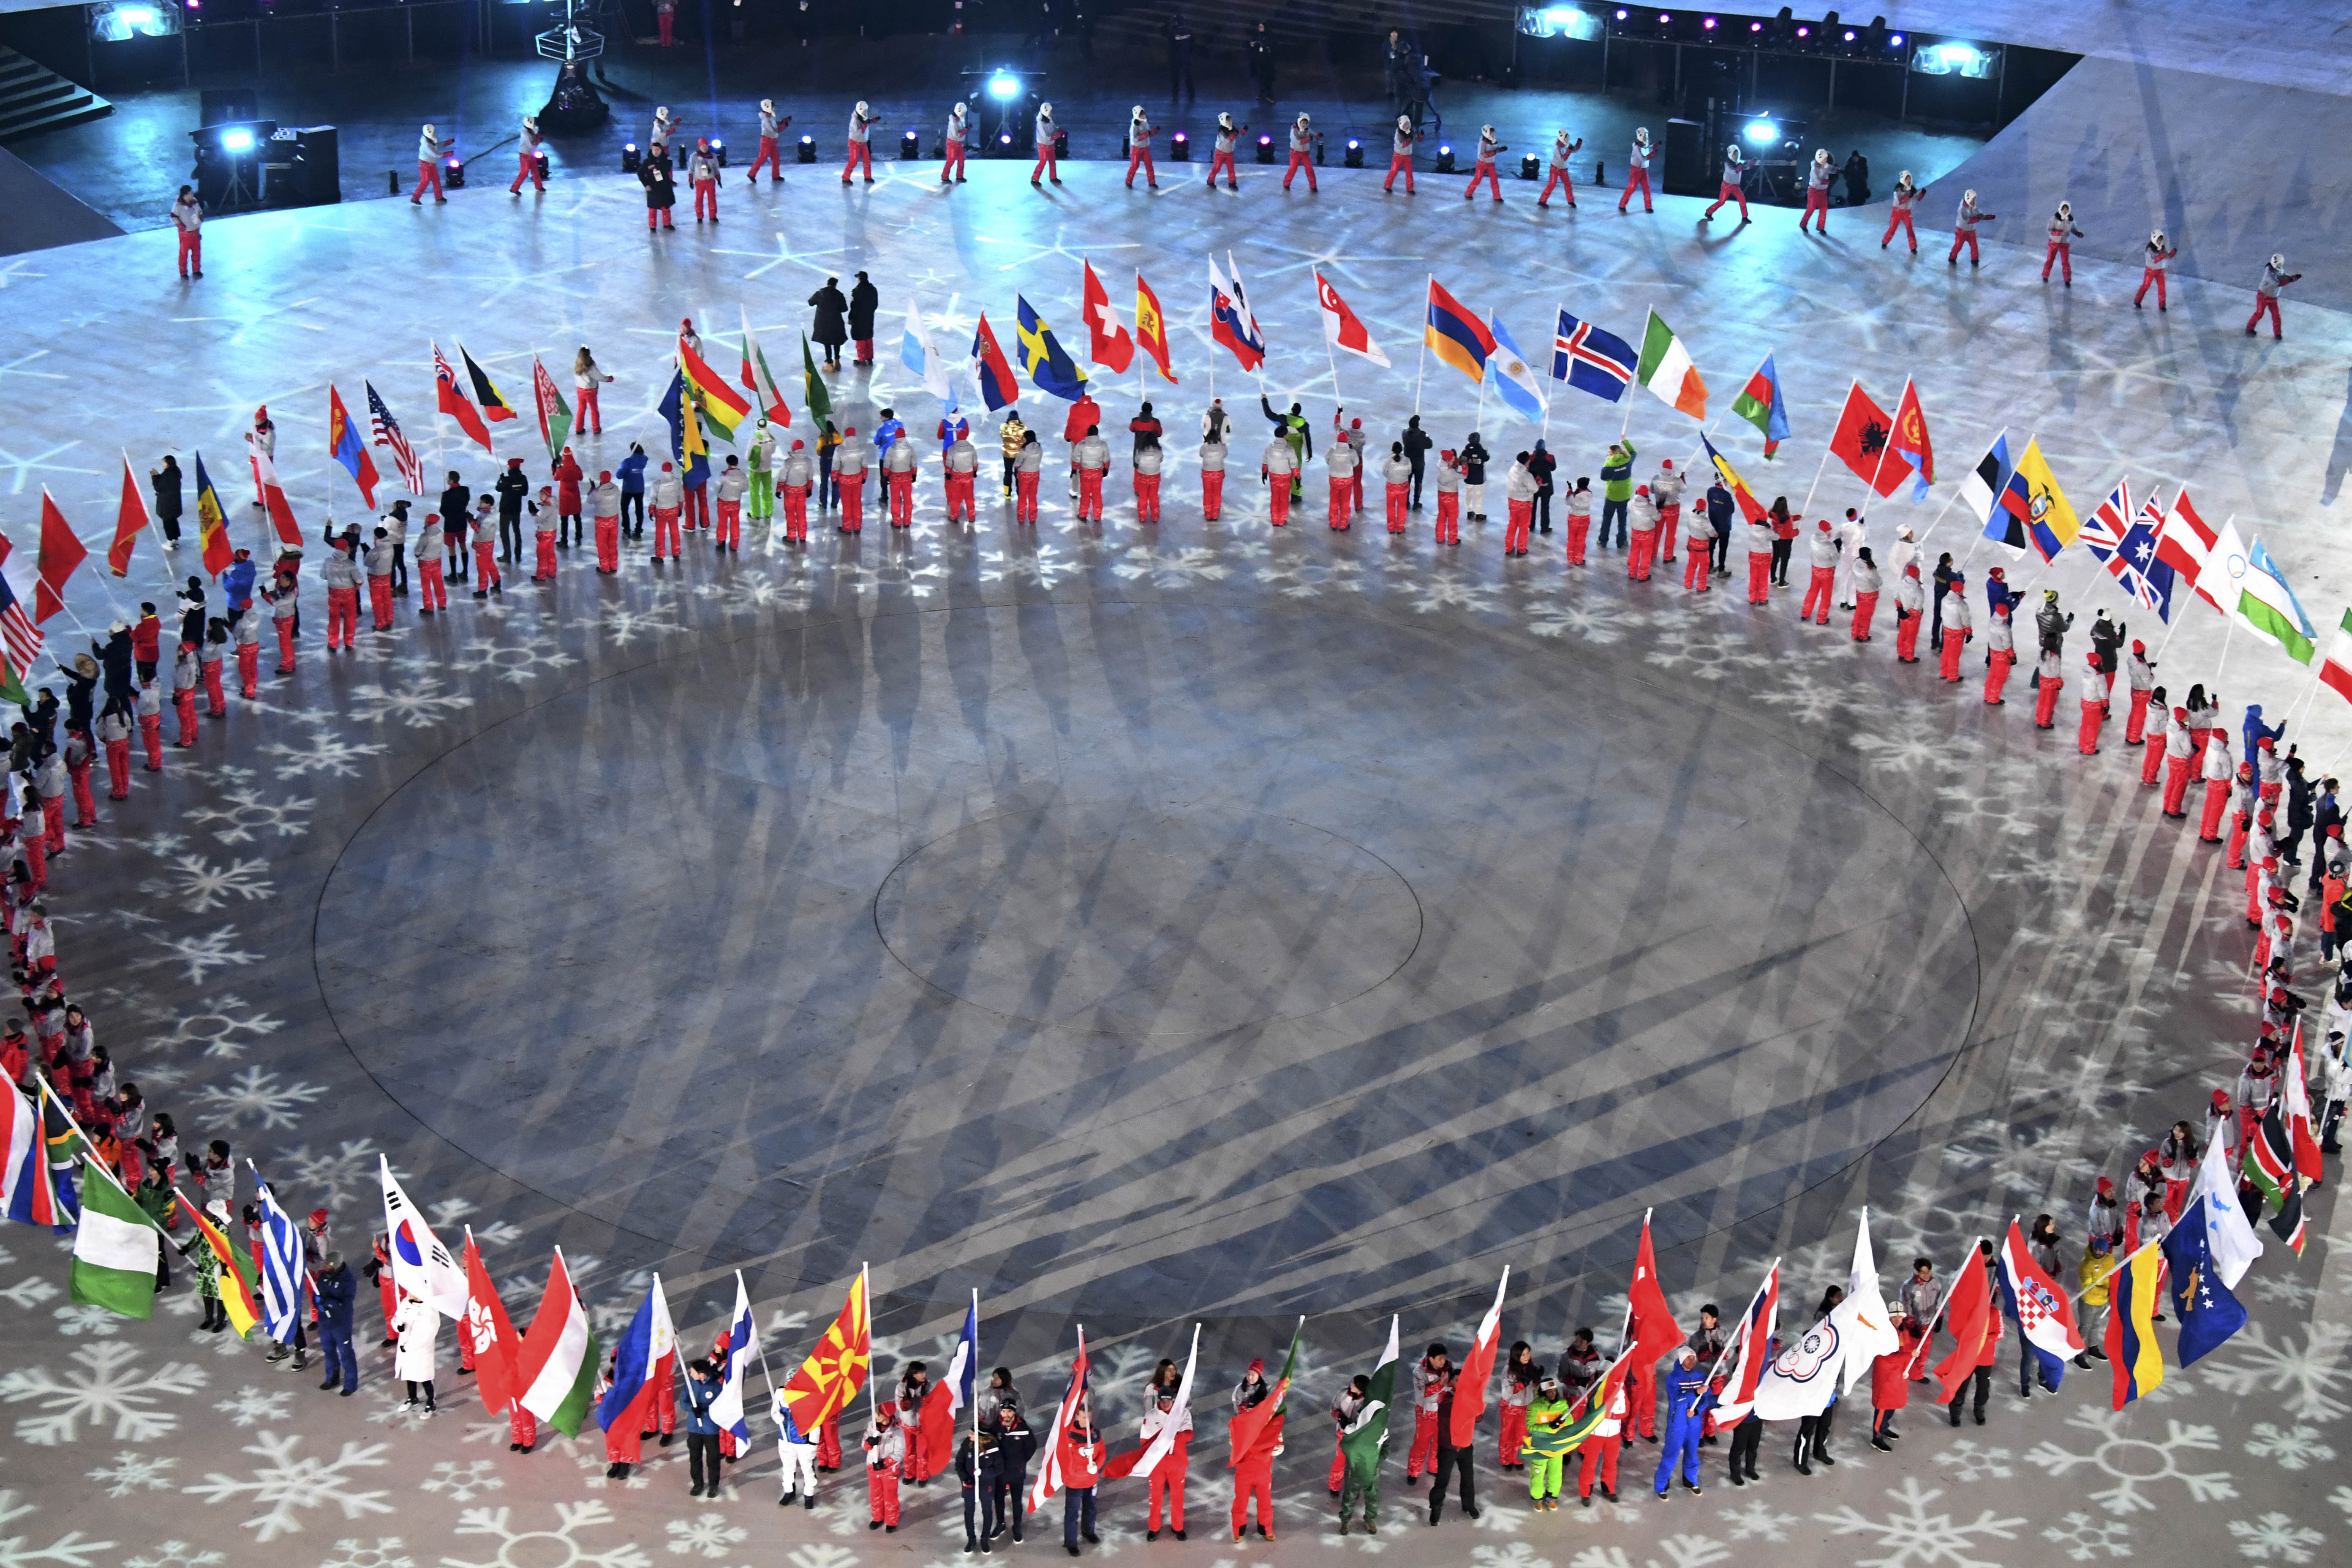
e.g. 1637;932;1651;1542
0;47;113;143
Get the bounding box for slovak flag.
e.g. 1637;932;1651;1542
596;1274;676;1433
1997;1217;2085;1390
1208;256;1265;372
1315;272;1390;367
970;314;1021;413
709;1272;758;1447
379;1154;468;1319
923;1291;979;1476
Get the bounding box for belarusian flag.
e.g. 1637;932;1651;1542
1339;1315;1398;1489
531;359;573;463
514;1247;601;1436
69;1161;163;1318
2317;608;2352;706
1730;353;1788;457
1635;308;1707;419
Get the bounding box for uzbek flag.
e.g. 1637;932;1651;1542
175;1187;262;1338
1635;308;1707;419
515;1247;601;1437
2102;1242;2167;1409
781;1266;870;1432
192;452;233;576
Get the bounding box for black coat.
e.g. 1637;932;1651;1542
847;278;879;339
64;671;95;736
151;462;182;521
639;155;675;210
808;284;848;346
97;633;133;704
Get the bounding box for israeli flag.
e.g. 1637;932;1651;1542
250;1165;305;1346
901;297;954;401
710;1271;758;1445
1486;314;1548;422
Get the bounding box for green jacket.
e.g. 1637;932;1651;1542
1601;440;1638;504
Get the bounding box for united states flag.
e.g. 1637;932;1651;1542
366;380;425;496
0;533;46;676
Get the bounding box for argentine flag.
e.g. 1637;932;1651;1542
1486;314;1548;423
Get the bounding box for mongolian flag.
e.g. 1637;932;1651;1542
781;1266;871;1433
459;343;518;422
192;452;234;575
1423;279;1494;383
175;1187;262;1338
531;359;573;463
969;315;1021;414
328;385;381;508
2102;1242;2167;1409
1135;272;1178;383
433;343;495;453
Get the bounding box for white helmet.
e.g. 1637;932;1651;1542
760;98;774;113
2057;200;2072;218
1814;148;1830;163
1222;112;1236;129
523;116;538;135
1897;169;1913;186
656;106;671;122
1296;112;1310;126
1964;188;1977;203
1726;142;1741;160
855;100;868;117
1635;126;1650;144
1481;124;1495;139
1132;104;1145;119
423;122;435;138
1397;114;1410;132
2151;228;2165;247
1040;102;1053;117
2272;252;2286;269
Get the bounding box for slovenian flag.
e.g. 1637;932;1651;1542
710;1271;758;1447
1484;319;1547;424
1635;308;1707;419
517;1247;602;1437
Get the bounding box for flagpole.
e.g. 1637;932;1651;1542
863;1262;875;1427
971;1287;981;1458
1541;301;1562;447
126;449;171;577
1320;275;1344;428
1860;377;1908;518
1414;274;1430;416
1795;441;1834;520
1689;1256;1776;1416
1914;425;2004;551
1614;1205;1651;1360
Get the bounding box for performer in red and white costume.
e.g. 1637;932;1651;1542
1538;128;1583;208
508;116;545;193
1799;148;1834;233
1948;190;1995;267
1618;128;1654;213
1703;143;1749;224
1126;106;1159;188
842;102;875;184
2135;230;2178;309
1882;170;1922;251
1210;113;1245;190
748;100;789;183
1383;115;1416;193
2042;201;2084;285
940;102;966;183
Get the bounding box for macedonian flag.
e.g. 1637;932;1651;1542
781;1266;871;1431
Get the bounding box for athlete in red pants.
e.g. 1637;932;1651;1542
842;103;875;183
1801;565;1835;624
885;466;914;528
1405;1350;1447;1480
416;524;447;611
1135;462;1162;523
1200;463;1224;520
100;709;131;800
779;444;811;539
941;103;967;182
652;488;683;558
1881;173;1921;250
171;188;203;278
1463;128;1506;201
1211;114;1245;189
1538;131;1582;207
1385;473;1408;532
1577;1378;1627;1500
1504;493;1531;555
2032;652;2063;728
837;467;866;533
2042;203;2083;284
2247;256;2300;337
2161;715;2194;813
1683;539;1712;591
1984;626;2014;702
325;558;360;650
1948;192;1993;265
1703;145;1749;223
749;101;789;182
1433;467;1459;544
137;687;163;771
1125;109;1158;188
1938;581;1971;680
1282;114;1318;191
1619;130;1654;212
411;124;450;204
691;139;721;221
864;1407;903;1528
1031;106;1061;185
1800;149;1833;232
509;118;546;192
1382;116;1416;193
234;621;259;698
2079;660;2107;753
1747;527;1774;604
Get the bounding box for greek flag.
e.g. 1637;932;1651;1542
251;1164;305;1346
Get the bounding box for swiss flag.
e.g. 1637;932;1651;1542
1315;272;1391;368
1081;259;1135;374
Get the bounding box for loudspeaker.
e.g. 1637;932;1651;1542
1660;117;1710;196
279;125;340;207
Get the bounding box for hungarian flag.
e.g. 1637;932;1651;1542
679;334;753;444
329;385;380;508
1731;354;1789;457
1626;1213;1683;1370
433;343;495;453
1081;259;1135;373
2246;1099;2307;1252
1829;381;1905;497
1225;1318;1299;1475
1315;271;1390;368
970;315;1021;413
459;343;518;422
2156;486;2220;601
460;1228;522;1416
1448;1268;1508;1445
1135;273;1178;383
1338;1315;1397;1489
740;308;791;425
107;453;151;577
1026;1328;1092;1516
531;359;573;462
69;1164;162;1319
192;452;233;575
1;1080;56;1228
1105;1323;1198;1481
1634;308;1707;419
2317;608;2352;708
800;334;833;427
1931;1250;1995;1403
174;1188;261;1338
33;492;86;624
781;1267;870;1433
1888;377;1934;499
515;1247;602;1437
248;444;304;549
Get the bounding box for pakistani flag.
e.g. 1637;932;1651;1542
1340;1315;1399;1488
69;1167;162;1318
801;333;832;428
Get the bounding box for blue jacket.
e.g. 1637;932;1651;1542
1661;1363;1711;1430
875;417;906;455
2245;704;2284;761
314;1264;357;1334
617;451;649;495
682;1373;720;1435
1704;484;1733;530
222;558;257;610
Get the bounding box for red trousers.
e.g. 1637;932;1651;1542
945;473;975;522
2200;778;2231;839
1950;230;1981;264
2162;755;2193;813
867;1462;900;1525
843;142;873;181
1568;514;1590;564
1283;150;1316;191
1015;470;1039;523
887;470;914;526
685;485;709;528
1032;148;1058;182
1884;210;1915;248
1465;160;1502;199
1707;180;1748;220
1500;1405;1527;1465
201;659;226;714
1618;168;1651;211
511;1403;536;1450
1384;152;1413;193
657;9;674;44
1748;554;1771;602
2079;698;2105;754
1230;1455;1273;1532
1659;504;1679;560
1202;470;1224;519
1801;565;1834;623
784;487;811;539
749;136;781;181
19;830;43;888
1684;548;1712;591
41;795;63;853
1939;629;1967;680
1626;1367;1655;1440
1801;188;1829;230
577;385;602;433
1126;145;1155;186
104;738;130;799
140;713;163;770
1895;610;1922;661
475;540;501;587
535;532;558;579
2137;268;2167;307
237;642;258;697
1385;482;1408;532
1269;478;1290;525
1851;590;1877;637
1209;150;1238;187
1577;1433;1621;1497
1541;169;1576;205
1505;497;1530;551
369;575;394;628
1628;529;1656;580
272;618;297;670
1406;1409;1440;1477
418;558;446;611
66;761;93;827
2126;688;2151;741
2141;736;2165;786
1435;490;1457;543
941;139;965;180
2043;241;2071;283
819;1418;843;1469
1078;469;1104;521
1332;479;1354;530
715;500;740;547
2249;294;2282;335
1149;1443;1187;1531
838;473;866;530
327;587;359;648
177;229;201;275
1135;472;1161;523
412;160;443;201
652;505;681;555
694;179;718;220
1985;648;2013;702
2034;675;2062;727
510;150;544;193
596;517;620;569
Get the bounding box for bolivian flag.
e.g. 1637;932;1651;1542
174;1187;263;1338
2102;1241;2167;1409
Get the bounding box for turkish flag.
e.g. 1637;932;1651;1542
1448;1268;1508;1446
1081;259;1135;374
1828;380;1906;497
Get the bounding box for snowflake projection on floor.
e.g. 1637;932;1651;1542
1930;1439;2014;1482
2244;1422;2337;1471
2227;1512;2325;1564
2023;1409;2235;1514
1811;1478;2025;1568
439;641;582;686
784;1547;857;1568
120;1544;221;1568
343;680;478;729
1470;1544;1554;1568
181;1431;393;1542
1565;1536;1733;1568
978;546;1082;590
193;1065;326;1131
1;1341;208;1445
0;1488;115;1568
182;788;316;844
1927;784;2045;839
134;925;264;984
1523;600;1632;645
86;1451;178;1499
210;1383;293;1428
261;733;389;779
1643;634;1774;683
52;1303;124;1338
1406;577;1501;616
136;854;275;913
1112;545;1232;591
662;1514;747;1559
2201;1323;2352;1424
420;1459;506;1503
1713;1498;1799;1542
318;1537;413;1568
0;1275;57;1312
441;1503;653;1568
131;992;286;1060
2041;1511;2133;1560
690;574;815;615
1848;731;1957;776
597;607;689;648
1748;669;1856;725
2251;1273;2319;1310
275;1138;383;1203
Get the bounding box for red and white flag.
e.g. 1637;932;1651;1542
2156;487;2220;607
1315;272;1391;368
1708;1261;1779;1425
248;446;305;549
2316;607;2352;709
1997;1218;2084;1361
1026;1328;1091;1516
1448;1267;1508;1446
2285;1025;2325;1184
107;454;150;578
461;1228;522;1417
1081;260;1135;374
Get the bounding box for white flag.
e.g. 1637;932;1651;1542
708;1271;758;1444
1836;1208;1901;1392
2196;1132;2265;1288
740;307;789;422
379;1154;468;1320
1131;1323;1200;1480
900;297;953;400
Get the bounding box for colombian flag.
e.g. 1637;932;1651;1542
174;1187;263;1338
2102;1242;2167;1409
781;1266;870;1432
679;337;752;444
192;452;232;576
1424;280;1494;383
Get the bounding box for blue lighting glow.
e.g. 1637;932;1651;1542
1742;120;1778;146
987;73;1021;101
221;128;254;152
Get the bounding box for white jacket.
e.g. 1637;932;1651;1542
393;1293;439;1383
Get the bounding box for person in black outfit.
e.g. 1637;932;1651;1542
1166;12;1194;99
1527;440;1556;534
639;145;676;231
1248;22;1275;103
1726;1412;1762;1486
493;458;529;562
1457;433;1489;521
1400;416;1431;508
986;1396;1032;1545
848;271;880;368
175;577;207;649
149;455;183;544
1426;1368;1477;1523
440;471;471;580
95;626;133;709
1792;1286;1841;1474
808;276;849;369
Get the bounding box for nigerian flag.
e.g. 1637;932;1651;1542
70;1165;163;1318
1340;1315;1399;1487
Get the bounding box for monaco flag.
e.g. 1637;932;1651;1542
1316;272;1390;368
1448;1267;1508;1445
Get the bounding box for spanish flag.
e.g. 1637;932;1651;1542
1135;272;1177;384
781;1266;870;1432
2102;1240;2166;1409
174;1187;263;1339
1424;279;1494;384
192;452;232;576
679;336;752;445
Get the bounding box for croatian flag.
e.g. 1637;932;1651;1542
379;1154;467;1319
1997;1217;2085;1390
596;1274;676;1432
709;1272;757;1446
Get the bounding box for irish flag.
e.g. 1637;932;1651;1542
515;1247;600;1437
2318;608;2352;706
1636;308;1707;419
70;1163;163;1318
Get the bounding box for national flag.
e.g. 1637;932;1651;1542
1106;1322;1199;1481
176;1188;261;1338
1707;1262;1778;1426
709;1272;758;1447
365;381;425;497
1836;1209;1901;1388
922;1292;977;1478
781;1269;870;1433
1930;1250;1994;1404
970;315;1021;413
434;343;495;453
106;453;152;577
1315;272;1389;368
1731;354;1791;457
2102;1243;2167;1409
900;297;955;401
659;369;710;487
2285;1027;2325;1185
379;1154;466;1318
2320;608;2352;709
1997;1217;2085;1391
739;311;790;426
596;1275;676;1432
1449;1269;1509;1445
1701;434;1769;525
1634;308;1707;419
1828;382;1905;497
1960;431;2017;551
459;344;517;422
68;1162;163;1319
1998;438;2079;564
33;492;86;624
1423;279;1494;383
192;453;233;575
1530;1358;1615;1458
680;335;752;444
1135;273;1178;383
2109;506;2178;621
530;359;573;463
2079;479;2134;564
460;1228;522;1416
1081;259;1135;373
1887;377;1934;500
514;1247;601;1437
250;1165;306;1345
1551;308;1638;404
2228;534;2318;665
1026;1329;1092;1516
247;443;304;550
1485;317;1547;423
1753;1214;1890;1416
800;335;833;428
1013;296;1089;402
1223;251;1266;353
329;386;381;508
1225;1318;1299;1475
2246;1098;2307;1252
1626;1213;1683;1370
2159;488;2221;606
2160;1200;2249;1367
2193;1130;2266;1288
1207;256;1265;372
1;1080;57;1228
0;534;39;693
1339;1315;1396;1487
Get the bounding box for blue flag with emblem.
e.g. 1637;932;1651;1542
2160;1209;2248;1367
1013;295;1089;402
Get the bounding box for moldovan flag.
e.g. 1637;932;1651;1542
1634;308;1707;419
460;1227;521;1416
1082;258;1135;373
970;315;1021;414
33;492;86;624
1027;1328;1093;1515
68;1163;162;1319
1449;1268;1508;1445
107;454;151;577
740;308;791;425
531;359;573;462
1424;279;1494;383
2316;609;2352;708
2102;1242;2167;1409
247;444;305;550
781;1266;871;1433
1135;273;1177;383
1887;377;1934;500
1;1080;57;1228
433;343;495;453
1828;381;1905;498
175;1188;261;1338
459;344;518;422
1931;1249;1995;1404
1105;1322;1198;1481
515;1247;602;1437
596;1274;676;1433
1731;354;1789;457
1338;1316;1397;1487
1316;271;1389;368
192;452;233;575
329;385;380;508
1997;1217;2084;1391
379;1154;467;1318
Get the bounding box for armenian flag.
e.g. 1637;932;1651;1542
781;1266;870;1432
1423;279;1494;383
2101;1241;2167;1409
192;451;233;575
175;1187;263;1338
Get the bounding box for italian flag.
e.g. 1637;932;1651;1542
2319;608;2352;706
515;1247;601;1437
1339;1315;1398;1489
70;1164;163;1319
1636;308;1707;420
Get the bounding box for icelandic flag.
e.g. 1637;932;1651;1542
596;1274;676;1432
1;1079;57;1227
380;1154;467;1318
250;1164;306;1346
2161;1203;2249;1366
1207;256;1265;372
1551;308;1637;404
923;1291;979;1476
1485;317;1547;422
709;1271;757;1446
901;297;955;402
1997;1218;2084;1390
970;314;1021;414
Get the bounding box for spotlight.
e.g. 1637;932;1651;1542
117;4;157;22
1796;24;1810;36
1613;8;1627;18
1911;41;1995;77
1750;19;1761;30
621;141;639;172
1517;152;1538;179
221;128;254;152
796;134;815;163
987;71;1021;101
900;129;920;159
444;155;464;189
1889;32;1904;46
998;131;1012;147
1743;119;1778;144
1702;16;1717;30
1842;29;1855;41
710;138;725;166
1435;143;1454;172
1255;133;1273;163
1171;129;1189;161
1344;137;1362;167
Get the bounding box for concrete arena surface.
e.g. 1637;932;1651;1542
6;49;2352;1568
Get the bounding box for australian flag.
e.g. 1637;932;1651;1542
2160;1213;2248;1365
2111;501;2178;621
1552;309;1639;404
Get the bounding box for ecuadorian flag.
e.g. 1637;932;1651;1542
1424;280;1494;384
2103;1242;2167;1409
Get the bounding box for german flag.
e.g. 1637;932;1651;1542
174;1186;262;1338
781;1266;870;1431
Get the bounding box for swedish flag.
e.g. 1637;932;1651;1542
1014;295;1088;402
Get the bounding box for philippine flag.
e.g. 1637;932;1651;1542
596;1274;677;1433
709;1271;758;1446
1997;1217;2085;1389
380;1155;467;1318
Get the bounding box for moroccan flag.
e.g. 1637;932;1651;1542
679;335;752;444
175;1188;261;1338
433;343;495;453
460;1228;521;1416
1027;1328;1093;1516
1731;354;1789;457
329;385;380;508
2246;1098;2307;1252
1888;377;1933;499
1081;258;1135;373
514;1247;601;1437
740;308;790;425
459;344;518;422
2102;1243;2167;1409
69;1162;162;1319
800;334;833;427
107;454;150;577
192;452;233;575
1424;279;1494;383
1828;381;1905;497
1135;272;1178;382
781;1267;870;1432
1626;1213;1682;1369
1931;1249;1995;1403
1634;308;1707;419
1448;1268;1508;1446
531;359;573;463
1227;1317;1299;1471
970;315;1020;413
34;491;86;624
1339;1315;1398;1488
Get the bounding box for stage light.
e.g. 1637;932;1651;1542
1744;119;1778;144
987;72;1020;101
1702;16;1717;30
621;141;639;172
998;132;1011;147
1255;133;1273;163
900;130;920;158
796;134;815;163
1517;153;1538;179
1344;138;1361;167
1614;8;1627;19
1842;29;1855;41
1912;41;1993;76
221;128;253;152
1171;130;1189;161
444;155;464;189
118;5;157;22
1435;143;1454;172
1889;32;1903;45
707;138;724;166
1795;24;1810;36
